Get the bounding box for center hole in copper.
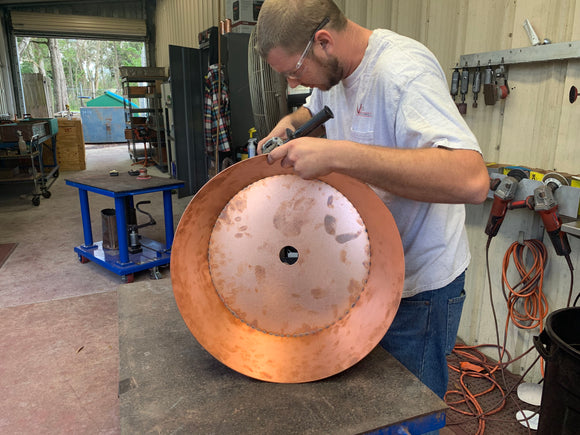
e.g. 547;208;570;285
279;246;299;265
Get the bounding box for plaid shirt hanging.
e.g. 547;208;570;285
204;64;232;153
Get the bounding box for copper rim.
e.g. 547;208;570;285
171;155;404;383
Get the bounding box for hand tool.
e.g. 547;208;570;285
510;173;573;269
450;65;460;103
472;64;482;108
495;65;510;101
457;64;470;114
483;64;509;106
534;183;572;269
485;169;528;237
262;106;334;154
483;62;496;106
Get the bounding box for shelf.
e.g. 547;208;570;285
122;69;167;171
0;150;40;159
125;93;161;99
459;40;580;68
563;220;580;238
128;108;159;114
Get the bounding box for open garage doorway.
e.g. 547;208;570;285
18;37;145;121
16;37;147;173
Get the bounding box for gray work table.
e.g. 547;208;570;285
118;282;447;434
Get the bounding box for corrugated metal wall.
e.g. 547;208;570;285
155;0;224;68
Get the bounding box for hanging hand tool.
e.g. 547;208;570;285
483;63;509;106
472;64;482;108
262;106;334;154
450;65;460;104
457;64;470;115
508;173;573;270
485;169;528;237
534;184;573;269
483;62;496;106
495;65;510;101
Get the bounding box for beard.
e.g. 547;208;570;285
310;53;343;91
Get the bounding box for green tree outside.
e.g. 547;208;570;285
18;38;145;112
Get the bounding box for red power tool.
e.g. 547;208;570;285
510;173;573;269
485;169;528;238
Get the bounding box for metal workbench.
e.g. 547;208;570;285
119;281;448;434
65;173;184;282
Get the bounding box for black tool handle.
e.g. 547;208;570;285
290;106;334;140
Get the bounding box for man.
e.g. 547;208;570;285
255;0;490;400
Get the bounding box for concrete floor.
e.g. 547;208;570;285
0;144;468;434
0;144;192;434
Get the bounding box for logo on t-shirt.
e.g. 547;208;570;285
356;103;372;118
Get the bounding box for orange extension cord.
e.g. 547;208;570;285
501;239;548;332
445;238;549;434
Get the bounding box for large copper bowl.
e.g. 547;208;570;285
171;155;404;383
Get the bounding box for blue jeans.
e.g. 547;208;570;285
380;272;466;400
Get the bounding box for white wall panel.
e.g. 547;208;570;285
155;0;225;69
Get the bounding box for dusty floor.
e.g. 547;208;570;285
0;144;192;434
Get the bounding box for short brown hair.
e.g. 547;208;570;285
255;0;347;59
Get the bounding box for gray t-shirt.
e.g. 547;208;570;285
305;29;482;297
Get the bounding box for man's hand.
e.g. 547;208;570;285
266;137;335;179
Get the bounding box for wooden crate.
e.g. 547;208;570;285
56;118;86;171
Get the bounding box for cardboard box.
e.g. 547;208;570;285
55;118;86;171
225;0;263;25
126;86;148;96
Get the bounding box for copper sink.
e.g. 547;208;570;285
171;155;404;383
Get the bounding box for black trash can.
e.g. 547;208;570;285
101;208;118;250
534;307;580;435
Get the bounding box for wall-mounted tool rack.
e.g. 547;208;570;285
488;170;580;238
460;40;580;68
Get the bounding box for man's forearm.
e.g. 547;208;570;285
333;141;489;204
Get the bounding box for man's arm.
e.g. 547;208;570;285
267;137;490;205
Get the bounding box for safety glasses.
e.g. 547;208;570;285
284;16;330;80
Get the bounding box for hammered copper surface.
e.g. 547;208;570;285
171;155;404;383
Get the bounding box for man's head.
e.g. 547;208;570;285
255;0;347;89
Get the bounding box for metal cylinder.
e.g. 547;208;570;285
101;208;118;250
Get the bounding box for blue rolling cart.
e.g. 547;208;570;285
66;173;184;282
